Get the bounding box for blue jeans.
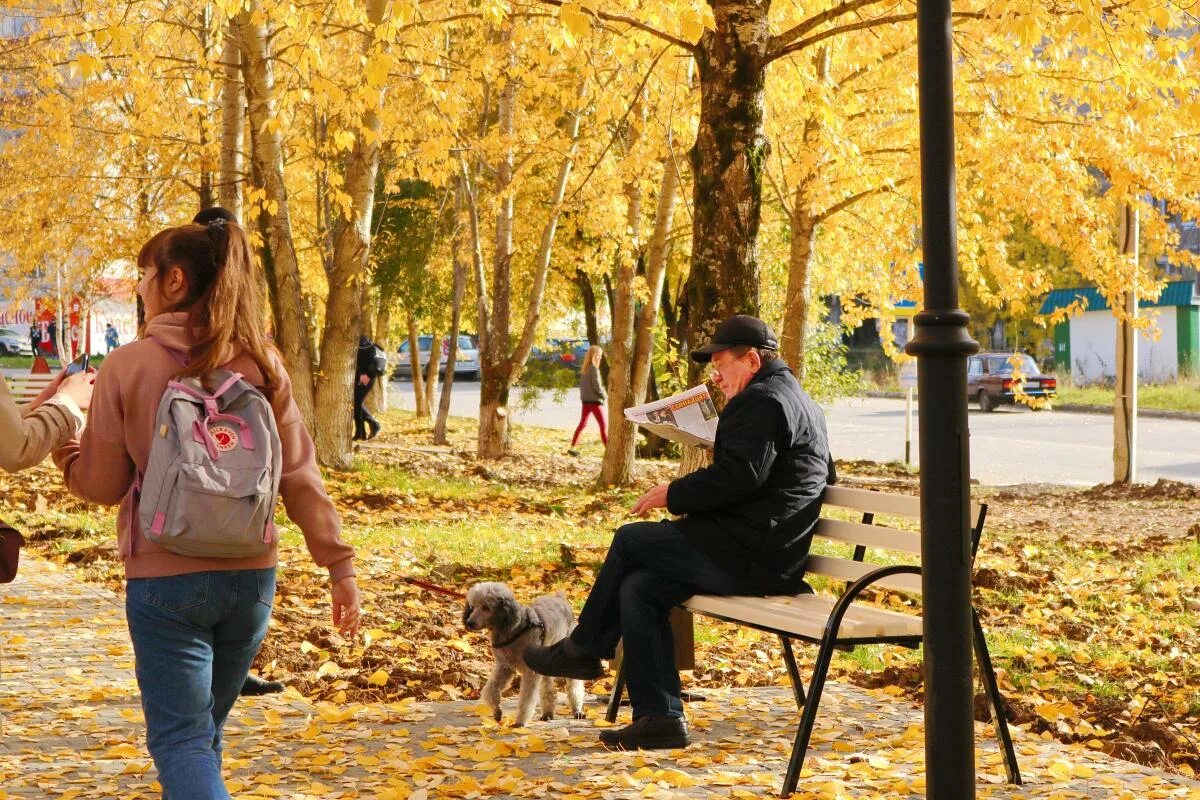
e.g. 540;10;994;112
570;521;798;720
126;569;275;800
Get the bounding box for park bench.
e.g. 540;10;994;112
4;372;55;404
605;484;1021;797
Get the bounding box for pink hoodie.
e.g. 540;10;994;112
54;313;355;582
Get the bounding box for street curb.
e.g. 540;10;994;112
862;391;1200;422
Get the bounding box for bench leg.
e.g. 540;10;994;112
605;645;625;724
778;635;806;710
780;636;836;797
973;609;1021;785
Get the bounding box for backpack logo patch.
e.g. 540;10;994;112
210;425;239;452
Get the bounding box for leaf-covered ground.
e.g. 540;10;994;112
7;409;1200;779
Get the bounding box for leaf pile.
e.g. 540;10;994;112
8;411;1200;778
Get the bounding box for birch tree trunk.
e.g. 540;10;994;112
407;312;429;418
311;0;392;469
434;187;468;445
236;5;316;428
476;24;517;458
599;157;681;486
476;53;587;457
423;335;440;412
218;24;243;217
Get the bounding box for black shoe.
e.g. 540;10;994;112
599;715;690;750
367;422;381;440
525;638;604;680
240;674;285;696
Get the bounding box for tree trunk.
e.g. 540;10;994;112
779;48;829;376
235;5;316;428
781;207;817;374
372;299;390;413
406;312;429;418
310;0;391;469
600;157;682;486
686;0;772;381
434;187;468;445
218;24;243;217
477;63;586;458
476;24;517;459
423;334;440;412
575;269;600;346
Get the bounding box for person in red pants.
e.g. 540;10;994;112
569;345;607;455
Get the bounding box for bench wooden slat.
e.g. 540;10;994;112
823;484;982;522
814;517;921;555
6;375;54;404
684;593;923;639
804;554;923;594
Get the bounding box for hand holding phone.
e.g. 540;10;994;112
64;353;90;376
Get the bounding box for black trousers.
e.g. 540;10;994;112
570;519;792;719
353;379;378;438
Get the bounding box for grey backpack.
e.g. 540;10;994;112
138;347;282;558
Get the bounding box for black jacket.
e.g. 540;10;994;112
356;338;377;382
666;359;834;590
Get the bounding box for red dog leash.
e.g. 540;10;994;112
403;576;467;600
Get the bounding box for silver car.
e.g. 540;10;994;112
0;327;33;357
395;335;480;380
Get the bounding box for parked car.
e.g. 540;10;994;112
532;338;593;370
0;328;32;356
967;352;1057;412
394;335;480;380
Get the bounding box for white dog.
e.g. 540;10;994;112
463;582;586;725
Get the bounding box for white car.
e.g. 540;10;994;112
395;335;480;380
0;328;33;357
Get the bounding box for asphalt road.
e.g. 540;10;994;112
387;378;1200;486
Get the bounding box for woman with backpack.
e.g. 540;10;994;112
54;220;360;799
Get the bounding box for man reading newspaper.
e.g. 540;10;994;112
527;314;836;751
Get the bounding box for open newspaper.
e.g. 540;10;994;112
624;384;718;448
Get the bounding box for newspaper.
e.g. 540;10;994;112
624;384;719;448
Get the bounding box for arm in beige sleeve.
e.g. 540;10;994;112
0;375;82;473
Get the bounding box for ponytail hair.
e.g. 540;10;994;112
136;221;280;396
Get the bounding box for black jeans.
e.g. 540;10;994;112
353;378;378;438
571;519;791;719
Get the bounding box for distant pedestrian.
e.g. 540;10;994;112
29;324;41;355
569;345;607;455
104;323;120;353
354;334;384;441
45;320;56;357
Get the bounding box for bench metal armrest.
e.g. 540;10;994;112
821;564;921;642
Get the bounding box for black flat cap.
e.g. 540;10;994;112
691;314;779;363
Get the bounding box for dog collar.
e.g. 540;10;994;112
492;610;545;649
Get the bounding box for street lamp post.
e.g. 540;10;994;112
905;0;979;796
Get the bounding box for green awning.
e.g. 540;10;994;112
1039;280;1198;315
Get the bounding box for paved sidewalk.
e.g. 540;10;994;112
4;557;1200;799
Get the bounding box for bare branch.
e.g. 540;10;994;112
530;0;697;53
769;0;893;55
767;11;988;65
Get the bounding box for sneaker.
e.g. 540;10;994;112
599;715;690;750
524;638;604;680
567;449;580;457
240;674;285;696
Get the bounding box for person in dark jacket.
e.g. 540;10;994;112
527;314;835;751
569;344;607;454
354;334;382;441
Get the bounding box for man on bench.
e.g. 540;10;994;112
527;314;836;751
